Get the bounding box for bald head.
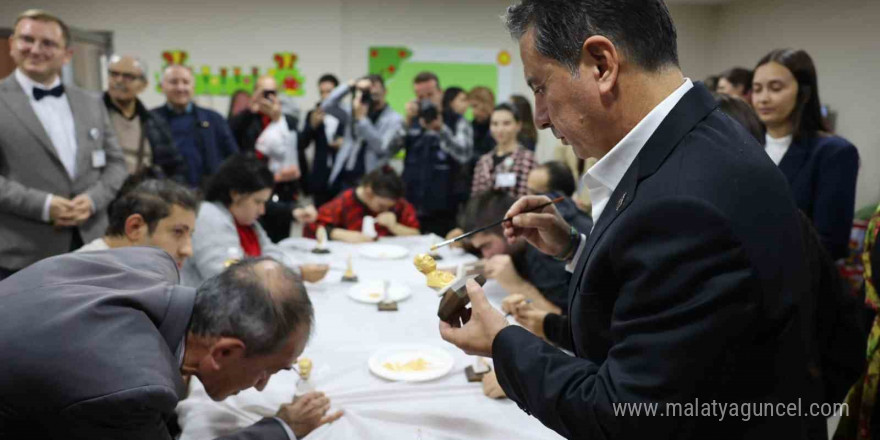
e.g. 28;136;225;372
189;257;313;356
252;75;278;108
161;65;194;110
107;54;147;104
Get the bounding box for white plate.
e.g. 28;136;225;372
357;244;409;260
346;280;412;304
368;345;455;382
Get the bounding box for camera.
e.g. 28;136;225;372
418;99;439;123
359;88;373;107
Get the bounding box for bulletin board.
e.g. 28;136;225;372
369;46;514;118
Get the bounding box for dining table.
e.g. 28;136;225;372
176;234;564;440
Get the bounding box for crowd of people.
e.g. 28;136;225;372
0;2;874;439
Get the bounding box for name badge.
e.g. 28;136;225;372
92;150;106;168
495;172;517;188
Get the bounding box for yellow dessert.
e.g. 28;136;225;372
413;254;455;289
368;292;382;299
297;358;313;380
383;357;431;372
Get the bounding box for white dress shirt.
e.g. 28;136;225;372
567;78;694;270
15;69;79;222
764;133;792;166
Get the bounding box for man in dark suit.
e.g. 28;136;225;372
0;248;342;439
0;10;128;279
152;65;239;189
440;1;824;439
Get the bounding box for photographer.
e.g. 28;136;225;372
300;74;346;207
229;75;305;242
320;74;403;195
396;72;474;236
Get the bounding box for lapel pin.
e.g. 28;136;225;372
89;128;100;140
201;121;210;128
616;192;627;211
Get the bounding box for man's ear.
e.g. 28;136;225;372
124;214;148;243
581;35;620;96
208;337;247;369
62;46;74;66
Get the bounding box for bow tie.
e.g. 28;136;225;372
33;84;65;101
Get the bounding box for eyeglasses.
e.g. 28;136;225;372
15;34;63;51
109;70;144;82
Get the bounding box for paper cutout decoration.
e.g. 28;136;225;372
155;50;305;97
369;47;413;82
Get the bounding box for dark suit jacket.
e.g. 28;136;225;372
492;84;825;439
0;247;287;439
778;135;859;260
151;104;239;188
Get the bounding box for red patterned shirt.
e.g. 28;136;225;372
304;188;420;238
471;146;536;198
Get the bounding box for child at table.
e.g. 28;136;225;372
304;167;420;243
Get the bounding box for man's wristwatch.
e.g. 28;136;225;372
553;225;581;262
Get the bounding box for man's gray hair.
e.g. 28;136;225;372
189;257;313;356
108;54;148;80
504;0;679;75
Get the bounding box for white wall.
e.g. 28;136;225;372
711;0;880;208
0;0;718;163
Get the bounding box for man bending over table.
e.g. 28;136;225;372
0;249;341;439
303;167;420;243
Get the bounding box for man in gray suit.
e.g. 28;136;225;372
0;10;128;278
0;247;342;439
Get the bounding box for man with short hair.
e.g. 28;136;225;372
152;65;239;189
104;55;184;181
441;1;821;438
0;250;342;438
321;74;403;194
0;10;128;279
76;179;198;268
229;75;305;242
397;71;474;236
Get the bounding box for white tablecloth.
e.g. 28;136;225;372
177;235;563;440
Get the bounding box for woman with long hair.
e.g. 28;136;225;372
751;48;859;260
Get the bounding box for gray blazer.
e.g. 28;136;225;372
322;83;403;184
0;247;287;439
0;74;128;270
182;201;288;286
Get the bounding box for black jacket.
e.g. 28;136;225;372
493;84;826;439
103;93;186;182
778;134;859;260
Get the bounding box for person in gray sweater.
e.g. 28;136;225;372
181;155;328;286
